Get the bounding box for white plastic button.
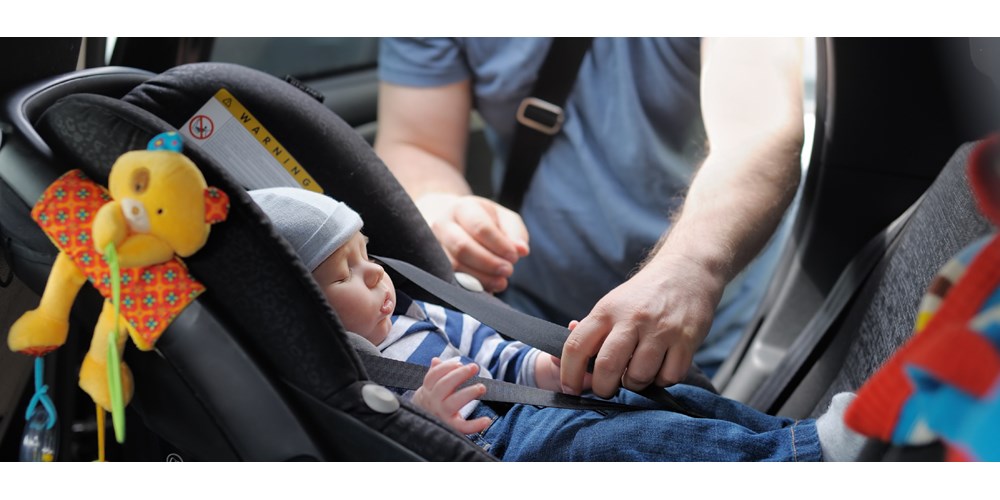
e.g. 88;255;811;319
361;383;400;414
455;272;485;292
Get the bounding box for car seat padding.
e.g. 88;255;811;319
804;141;993;418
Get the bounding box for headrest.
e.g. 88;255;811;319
120;62;453;283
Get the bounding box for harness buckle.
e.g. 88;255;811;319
516;97;565;135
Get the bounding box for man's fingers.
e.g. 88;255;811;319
494;205;530;257
436;222;513;290
426;195;528;293
590;324;638;398
622;337;669;392
656;344;693;387
560;315;611;395
454;199;521;264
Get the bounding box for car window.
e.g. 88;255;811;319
208;37;379;79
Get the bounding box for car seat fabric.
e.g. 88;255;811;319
839;137;1000;461
26;84;493;459
802;141;994;419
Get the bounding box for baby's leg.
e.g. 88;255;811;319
481;390;822;461
654;385;864;461
636;385;805;433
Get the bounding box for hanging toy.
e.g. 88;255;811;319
19;358;58;462
6;131;229;458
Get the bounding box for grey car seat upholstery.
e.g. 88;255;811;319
804;141;993;419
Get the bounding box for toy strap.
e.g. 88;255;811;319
104;242;126;444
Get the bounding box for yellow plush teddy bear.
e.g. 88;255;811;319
7;132;228;412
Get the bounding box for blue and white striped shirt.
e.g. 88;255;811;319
378;293;542;416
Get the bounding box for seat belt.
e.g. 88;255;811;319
359;354;644;413
343;328;641;413
497;37;592;211
372;255;706;417
746;195;926;414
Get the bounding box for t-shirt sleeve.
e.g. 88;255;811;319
378;37;471;87
458;315;541;388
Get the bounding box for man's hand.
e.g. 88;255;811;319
417;193;529;293
561;38;803;399
412;357;492;434
560;256;724;398
376;80;529;292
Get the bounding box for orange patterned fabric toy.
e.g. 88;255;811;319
7;132;229;411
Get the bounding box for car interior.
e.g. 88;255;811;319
1;37;999;462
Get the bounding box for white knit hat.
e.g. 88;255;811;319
249;187;363;271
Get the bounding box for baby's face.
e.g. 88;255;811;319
312;232;396;346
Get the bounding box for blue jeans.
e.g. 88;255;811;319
466;385;821;461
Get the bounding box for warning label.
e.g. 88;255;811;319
180;89;322;193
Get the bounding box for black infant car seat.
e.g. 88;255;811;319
0;63;495;461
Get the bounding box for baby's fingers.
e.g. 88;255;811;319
422;357;460;388
442;383;487;416
451;415;492;435
433;362;481;398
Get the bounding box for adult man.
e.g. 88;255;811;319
374;38;803;398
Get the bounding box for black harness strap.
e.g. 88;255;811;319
374;255;705;418
497;37;592;211
360;354;642;413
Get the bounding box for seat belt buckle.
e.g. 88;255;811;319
516;97;565;135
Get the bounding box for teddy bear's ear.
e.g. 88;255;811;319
204;187;229;225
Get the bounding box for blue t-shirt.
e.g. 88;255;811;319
379;38;705;319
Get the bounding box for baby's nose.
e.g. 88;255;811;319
366;263;385;288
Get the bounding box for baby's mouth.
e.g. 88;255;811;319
380;293;394;315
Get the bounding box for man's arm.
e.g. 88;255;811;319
375;80;473;199
561;38;804;397
375;81;529;292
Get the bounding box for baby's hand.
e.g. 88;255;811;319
537;321;593;393
412;358;492;434
533;353;563;392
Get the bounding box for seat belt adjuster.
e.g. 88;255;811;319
516;97;565;135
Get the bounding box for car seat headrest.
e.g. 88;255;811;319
119;62;454;283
